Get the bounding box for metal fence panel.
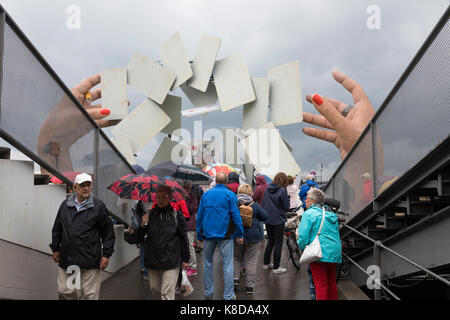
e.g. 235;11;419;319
375;17;450;196
0;19;96;179
97;132;134;223
0;8;136;224
332;128;373;220
324;12;450;221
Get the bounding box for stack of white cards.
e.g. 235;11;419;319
99;31;302;175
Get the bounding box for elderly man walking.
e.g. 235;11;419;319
196;172;244;300
50;173;115;300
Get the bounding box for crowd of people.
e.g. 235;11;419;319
49;169;343;300
47;68;375;300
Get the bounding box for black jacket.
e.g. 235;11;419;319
49;194;116;270
262;183;290;226
243;202;269;243
125;205;190;270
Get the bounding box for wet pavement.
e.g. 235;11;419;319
100;240;346;300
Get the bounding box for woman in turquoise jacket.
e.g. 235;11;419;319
297;188;342;300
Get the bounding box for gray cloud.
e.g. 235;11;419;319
0;0;448;180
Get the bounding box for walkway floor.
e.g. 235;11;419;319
100;241;348;300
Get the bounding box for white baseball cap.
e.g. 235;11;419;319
74;173;92;185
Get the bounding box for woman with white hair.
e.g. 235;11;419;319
297;187;342;300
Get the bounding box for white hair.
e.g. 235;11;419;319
307;187;325;205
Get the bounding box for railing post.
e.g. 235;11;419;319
373;241;382;300
371;122;379;211
331;177;335;199
93;128;99;198
0;9;5;125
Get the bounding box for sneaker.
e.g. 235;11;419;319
186;268;198;276
234;279;240;291
263;264;273;270
232;294;237;300
245;287;253;294
175;286;181;295
272;267;287;274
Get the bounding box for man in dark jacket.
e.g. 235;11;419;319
50;173;115;300
253;175;269;206
261;172;290;274
137;187;190;300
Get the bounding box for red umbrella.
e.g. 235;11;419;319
107;174;188;202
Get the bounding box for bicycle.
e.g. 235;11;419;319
284;210;302;270
324;198;350;283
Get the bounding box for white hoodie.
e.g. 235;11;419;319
286;184;300;209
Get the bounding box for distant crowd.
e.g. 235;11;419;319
50;171;342;300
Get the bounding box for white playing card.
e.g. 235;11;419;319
112;98;171;153
213;54;255;112
127;51;176;104
268;61;303;126
159;32;193;91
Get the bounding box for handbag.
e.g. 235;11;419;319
299;207;326;264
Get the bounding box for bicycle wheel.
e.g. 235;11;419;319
286;234;301;270
336;263;342;283
337;260;349;282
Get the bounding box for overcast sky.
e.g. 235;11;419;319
0;0;448;180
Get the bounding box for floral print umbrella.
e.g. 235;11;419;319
107;174;188;202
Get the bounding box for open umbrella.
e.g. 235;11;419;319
202;163;239;178
147;161;212;185
107;173;188;202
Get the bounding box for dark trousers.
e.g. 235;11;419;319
263;224;285;269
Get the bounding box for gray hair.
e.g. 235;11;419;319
307;187;325;205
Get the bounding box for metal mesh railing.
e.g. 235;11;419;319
323;8;450;221
333;128;373;221
0;8;135;224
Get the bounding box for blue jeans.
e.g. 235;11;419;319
307;264;316;300
203;239;234;300
140;244;148;276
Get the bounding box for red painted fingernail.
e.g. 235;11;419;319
100;108;111;115
312;94;324;106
